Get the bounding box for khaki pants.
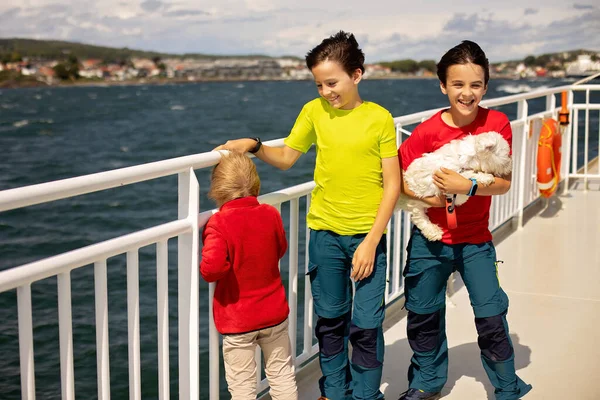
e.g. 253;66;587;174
222;319;298;400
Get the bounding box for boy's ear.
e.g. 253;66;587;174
440;81;448;95
353;68;363;84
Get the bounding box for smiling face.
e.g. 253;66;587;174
311;60;362;110
440;63;488;127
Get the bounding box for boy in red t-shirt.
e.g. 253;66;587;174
397;41;532;400
200;152;297;400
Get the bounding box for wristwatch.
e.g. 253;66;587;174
248;137;262;154
467;178;478;196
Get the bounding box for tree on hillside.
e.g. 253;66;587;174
8;51;23;62
535;54;552;67
68;54;79;65
53;63;71;80
53;54;80;80
381;59;419;73
524;55;536;67
418;60;437;72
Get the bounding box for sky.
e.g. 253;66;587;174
0;0;599;63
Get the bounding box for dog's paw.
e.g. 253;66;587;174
476;173;496;186
422;224;443;241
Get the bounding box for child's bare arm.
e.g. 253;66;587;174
254;145;303;171
351;156;401;281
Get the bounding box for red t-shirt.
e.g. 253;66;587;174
399;107;512;244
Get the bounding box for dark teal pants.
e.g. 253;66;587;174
308;229;387;400
403;228;532;400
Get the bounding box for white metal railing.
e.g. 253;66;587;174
0;83;599;399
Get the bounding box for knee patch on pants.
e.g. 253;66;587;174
475;313;513;361
349;324;382;369
407;310;441;353
316;315;348;357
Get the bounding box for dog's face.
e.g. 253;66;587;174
471;132;513;176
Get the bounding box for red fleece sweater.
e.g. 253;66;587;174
200;196;289;334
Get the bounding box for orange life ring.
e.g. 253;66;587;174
536;118;562;198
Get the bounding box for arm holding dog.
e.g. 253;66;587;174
433;167;511;196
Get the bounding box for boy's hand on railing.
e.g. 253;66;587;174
213;138;256;153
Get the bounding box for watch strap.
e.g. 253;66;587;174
467;178;478;196
248;137;262;154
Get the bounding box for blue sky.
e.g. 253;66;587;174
0;0;598;62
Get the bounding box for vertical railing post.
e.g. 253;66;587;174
18;284;36;400
178;168;200;400
127;250;141;400
561;90;575;196
546;93;556;117
156;241;170;400
208;282;219;400
302;195;313;356
391;211;402;298
562;91;574;195
571;95;580;185
94;260;110;400
395;123;407;294
200;209;219;400
385;219;391;302
288;198;299;361
584;89;590;190
516;100;529;229
57;272;75;400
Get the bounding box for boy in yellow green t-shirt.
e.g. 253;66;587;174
215;31;401;400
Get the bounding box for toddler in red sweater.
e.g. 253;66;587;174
200;151;298;400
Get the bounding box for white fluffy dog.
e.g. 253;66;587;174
399;131;513;241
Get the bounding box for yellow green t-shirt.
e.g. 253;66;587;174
284;98;397;235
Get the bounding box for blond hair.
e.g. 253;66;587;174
208;152;261;207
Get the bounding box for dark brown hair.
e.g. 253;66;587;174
437;40;490;86
305;30;365;76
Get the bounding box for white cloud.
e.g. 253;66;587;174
0;0;598;61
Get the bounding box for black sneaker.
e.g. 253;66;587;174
398;388;442;400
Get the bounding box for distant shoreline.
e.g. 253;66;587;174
0;73;548;90
0;75;438;90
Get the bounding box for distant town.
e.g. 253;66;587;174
1;38;599;88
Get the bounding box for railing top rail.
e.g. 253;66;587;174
257;181;315;205
0;219;191;293
0;139;284;212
